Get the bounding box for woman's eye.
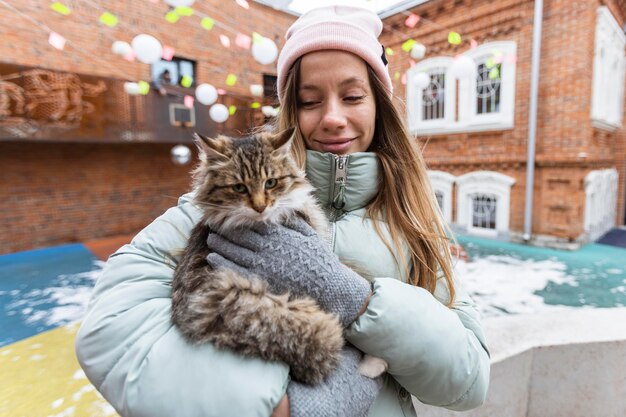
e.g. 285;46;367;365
345;96;365;102
232;184;247;193
265;179;278;189
299;100;319;108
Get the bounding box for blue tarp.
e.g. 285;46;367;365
0;244;99;347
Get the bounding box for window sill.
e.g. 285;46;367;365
411;120;514;136
591;118;621;132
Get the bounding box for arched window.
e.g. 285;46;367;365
407;57;455;132
427;171;456;223
456;171;516;236
591;7;625;131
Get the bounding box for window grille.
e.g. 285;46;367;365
472;194;497;229
435;190;445;211
422;71;446;120
476;63;501;115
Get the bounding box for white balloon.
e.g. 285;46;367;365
124;82;141;95
112;41;132;57
413;72;431;89
249;84;264;97
252;37;278;65
171;145;192;165
195;83;218;105
410;43;426;60
209;104;229;123
165;0;195;6
132;34;163;64
261;106;278;117
450;55;476;79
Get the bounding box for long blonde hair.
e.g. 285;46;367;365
274;58;456;305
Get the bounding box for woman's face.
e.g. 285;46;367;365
296;51;377;155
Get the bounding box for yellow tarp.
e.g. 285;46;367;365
0;323;119;417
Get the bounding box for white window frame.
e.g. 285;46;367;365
456;171;516;237
462;41;517;129
591;7;626;131
407;57;455;132
584;168;618;240
407;41;517;136
427;170;456;223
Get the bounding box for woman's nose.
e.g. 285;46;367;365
320;101;347;131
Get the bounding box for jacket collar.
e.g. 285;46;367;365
305;150;380;218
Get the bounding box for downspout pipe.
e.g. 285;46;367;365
523;0;544;241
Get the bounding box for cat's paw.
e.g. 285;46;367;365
358;355;388;378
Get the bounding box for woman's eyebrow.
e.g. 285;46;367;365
299;77;367;92
339;77;366;87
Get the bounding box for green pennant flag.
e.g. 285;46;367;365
401;39;416;53
166;11;180;23
175;6;194;16
99;12;118;27
201;17;215;30
50;2;71;15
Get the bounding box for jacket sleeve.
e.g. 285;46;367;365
344;275;490;411
75;196;289;417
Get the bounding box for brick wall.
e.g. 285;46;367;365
0;141;199;253
381;0;626;243
0;0;295;253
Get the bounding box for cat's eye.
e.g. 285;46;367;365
232;184;247;193
265;179;278;189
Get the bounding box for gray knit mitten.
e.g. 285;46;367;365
288;345;383;417
205;218;371;327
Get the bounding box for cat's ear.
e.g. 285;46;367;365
268;127;296;154
192;133;230;161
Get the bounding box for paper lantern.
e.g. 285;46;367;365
132;34;163;64
171;145;192;165
124;82;141;95
209;104;229;123
252;37;278;65
112;41;132;56
249;84;264;97
410;43;426;60
165;0;194;6
413;72;431;89
195;83;218;105
450;55;475;79
261;106;278;117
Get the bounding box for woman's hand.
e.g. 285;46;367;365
287;345;382;417
205;218;371;327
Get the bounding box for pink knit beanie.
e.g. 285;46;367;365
276;5;393;102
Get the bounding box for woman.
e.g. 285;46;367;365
75;5;489;417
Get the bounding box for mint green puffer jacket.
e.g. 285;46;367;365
75;150;490;417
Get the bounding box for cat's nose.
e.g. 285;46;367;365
253;205;267;213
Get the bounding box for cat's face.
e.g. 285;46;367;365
192;129;312;231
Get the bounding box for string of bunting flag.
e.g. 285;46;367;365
0;0;514;124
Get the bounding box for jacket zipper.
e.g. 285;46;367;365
330;155;348;221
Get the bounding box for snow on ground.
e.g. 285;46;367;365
7;262;104;328
454;255;583;317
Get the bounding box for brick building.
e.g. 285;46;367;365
0;0;294;253
381;0;626;248
1;0;625;253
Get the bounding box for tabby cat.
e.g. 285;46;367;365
171;129;386;385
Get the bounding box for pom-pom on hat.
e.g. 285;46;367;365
276;5;393;102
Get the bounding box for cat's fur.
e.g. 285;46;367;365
171;129;387;385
